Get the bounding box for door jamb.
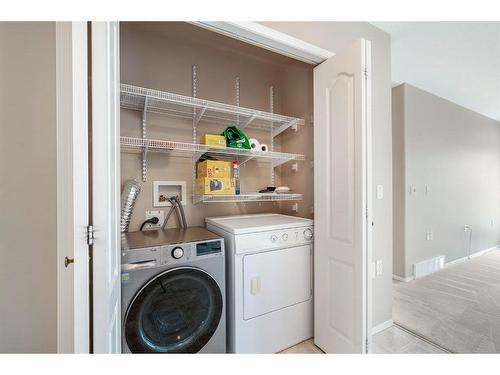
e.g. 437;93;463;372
56;21;90;354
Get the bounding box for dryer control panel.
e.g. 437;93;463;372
233;225;314;255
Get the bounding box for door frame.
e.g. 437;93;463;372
55;21;90;353
91;21;122;353
87;21;373;353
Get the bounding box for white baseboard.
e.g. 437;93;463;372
392;274;414;282
445;245;500;268
372;319;394;335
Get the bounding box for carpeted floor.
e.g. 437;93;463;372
393;249;500;353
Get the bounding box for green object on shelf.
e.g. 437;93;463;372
222;125;251;150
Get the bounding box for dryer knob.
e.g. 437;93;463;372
270;235;278;243
171;247;184;259
304;228;313;241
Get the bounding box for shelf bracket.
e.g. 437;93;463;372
241;114;257;129
195;106;207;125
141;97;149;182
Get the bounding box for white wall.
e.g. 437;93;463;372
0;22;57;352
260;22;393;328
393;83;500;278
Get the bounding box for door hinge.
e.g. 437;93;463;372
363;68;368;79
365;337;369;353
86;224;95;246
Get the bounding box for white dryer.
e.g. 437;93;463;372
206;214;313;353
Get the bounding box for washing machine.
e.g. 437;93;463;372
206;214;314;353
121;227;226;353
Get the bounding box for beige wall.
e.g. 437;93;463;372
260;22;394;328
120;22;314;232
393;83;500;278
392;85;406;277
0;22;57;352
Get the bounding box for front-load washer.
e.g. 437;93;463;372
206;214;313;353
121;227;226;353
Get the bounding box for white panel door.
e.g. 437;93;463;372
91;22;122;353
313;39;372;353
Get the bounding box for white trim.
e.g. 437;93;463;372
372;319;394;335
445;245;499;268
363;39;373;354
56;21;89;354
91;21;122;354
392;274;414;283
191;22;334;65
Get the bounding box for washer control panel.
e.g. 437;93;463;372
122;238;224;269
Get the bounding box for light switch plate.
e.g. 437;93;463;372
376;260;383;276
376;185;384;199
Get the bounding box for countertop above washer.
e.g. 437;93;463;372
121;226;221;250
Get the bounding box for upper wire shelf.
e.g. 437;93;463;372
193;193;303;204
120;84;305;137
120;136;305;167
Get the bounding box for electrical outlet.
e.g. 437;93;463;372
491;219;495;227
291;203;299;212
425;230;433;241
376;260;383;276
144;210;164;230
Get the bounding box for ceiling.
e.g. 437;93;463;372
371;22;500;121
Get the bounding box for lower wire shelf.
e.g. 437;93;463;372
193;193;303;204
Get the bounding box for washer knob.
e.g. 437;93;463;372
304;228;313;241
282;233;289;241
270;234;278;243
171;247;184;259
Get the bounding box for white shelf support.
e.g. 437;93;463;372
241;114;257;129
141;97;149;182
194;106;207;125
120;84;305;133
120;136;305;164
192;65;198;196
269;85;275;187
193;192;303;204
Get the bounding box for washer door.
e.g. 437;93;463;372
125;267;223;353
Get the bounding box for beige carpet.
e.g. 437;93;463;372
393;249;500;353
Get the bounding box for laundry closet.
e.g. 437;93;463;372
116;22;372;354
120;22;314;231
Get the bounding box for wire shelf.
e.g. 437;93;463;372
193;193;303;204
120;136;305;167
120;84;305;137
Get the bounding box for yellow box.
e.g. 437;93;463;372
197;160;232;178
201;134;227;148
195;177;235;195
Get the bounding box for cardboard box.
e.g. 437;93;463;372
201;134;227;148
197;160;232;178
195;177;235;195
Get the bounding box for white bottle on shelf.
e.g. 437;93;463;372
232;160;240;195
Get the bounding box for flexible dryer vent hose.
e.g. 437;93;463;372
120;179;141;233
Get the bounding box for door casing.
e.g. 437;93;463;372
70;21;373;353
